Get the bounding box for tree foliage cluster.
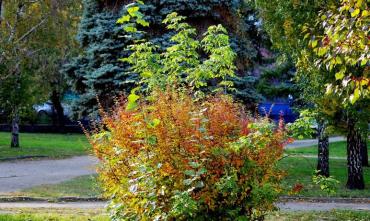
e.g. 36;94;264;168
0;0;81;146
252;0;369;189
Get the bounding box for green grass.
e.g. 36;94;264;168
266;210;370;221
0;132;90;159
14;175;102;199
282;140;370;197
0;213;108;221
279;156;370;198
285;141;369;157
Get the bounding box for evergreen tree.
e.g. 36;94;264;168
63;0;137;117
64;0;273;117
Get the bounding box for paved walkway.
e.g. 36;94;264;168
286;136;346;149
0;201;368;212
0;156;98;194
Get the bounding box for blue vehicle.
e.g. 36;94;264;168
258;102;298;123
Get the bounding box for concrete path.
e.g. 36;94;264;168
0;156;98;194
0;201;368;212
286;136;346;149
286;155;347;160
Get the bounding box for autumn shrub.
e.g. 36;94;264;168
87;89;287;220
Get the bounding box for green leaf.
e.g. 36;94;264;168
362;10;369;17
148;118;161;128
184;170;196;176
350;88;360;104
335;71;345;80
126;92;140;111
196;167;207;176
317;47;328;56
360;59;367;66
147;135;157;145
117;15;131;24
136;18;149;27
123;24;137;33
303;33;310;40
335;57;342;65
351;8;360;17
326;84;333;94
189;161;201;169
311;40;318;48
127;6;140;17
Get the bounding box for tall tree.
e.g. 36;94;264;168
254;0;368;188
35;0;82;130
307;0;369;189
0;0;50;147
0;0;81;146
252;0;337;177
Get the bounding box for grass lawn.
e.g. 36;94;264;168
280;156;370;198
281;141;370;198
0;212;108;221
285;141;369;157
266;210;370;221
0;210;369;221
14;175;102;199
0;132;90;160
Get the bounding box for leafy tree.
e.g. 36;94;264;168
252;0;338;177
254;0;368;188
307;0;369;105
64;0;273;117
306;0;369;189
122;11;236;97
0;0;54;147
0;0;82;146
35;0;82;130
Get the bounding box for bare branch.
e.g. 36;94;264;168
15;16;49;43
7;3;24;42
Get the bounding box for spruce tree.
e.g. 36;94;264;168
63;0;137;117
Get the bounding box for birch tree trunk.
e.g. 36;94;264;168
346;120;365;189
360;135;368;167
317;121;329;177
11;115;19;148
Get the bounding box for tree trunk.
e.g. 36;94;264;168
317;122;329;177
51;89;65;132
346;120;365;189
0;0;3;24
360;135;369;167
11;115;19;148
